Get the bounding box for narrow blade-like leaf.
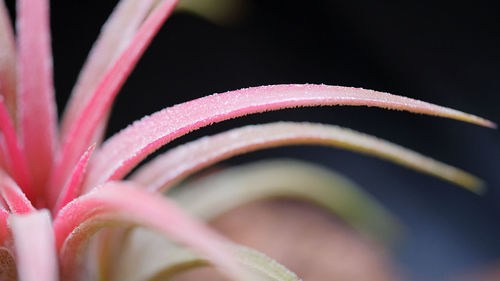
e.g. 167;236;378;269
0;170;34;214
0;136;7;170
52;0;179;197
132;122;482;192
0;97;31;197
9;210;59;281
110;228;301;281
16;0;58;196
53;182;261;281
85;84;493;191
0;0;17;120
60;0;161;139
170;159;400;243
51;144;96;215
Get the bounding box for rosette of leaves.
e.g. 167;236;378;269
0;0;495;281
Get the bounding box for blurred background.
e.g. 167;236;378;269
7;0;500;280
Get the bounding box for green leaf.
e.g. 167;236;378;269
109;227;301;281
170;159;402;244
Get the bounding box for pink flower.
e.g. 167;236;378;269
0;0;494;280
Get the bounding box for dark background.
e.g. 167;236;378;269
6;1;500;280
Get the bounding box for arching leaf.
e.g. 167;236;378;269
132;122;482;193
53;182;262;281
84;84;494;192
170;159;401;243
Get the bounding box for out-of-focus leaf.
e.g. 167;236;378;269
9;210;59;281
0;170;34;214
53;181;262;281
170;159;401;244
109;228;300;281
176;0;251;25
0;0;17;120
0;207;9;245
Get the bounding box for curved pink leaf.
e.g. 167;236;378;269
84;84;494;191
131;122;482;192
60;0;162;139
53;182;258;281
52;0;179;198
0;0;17;120
51;144;96;215
0;98;31;197
9;210;59;281
0;170;34;214
17;0;58;198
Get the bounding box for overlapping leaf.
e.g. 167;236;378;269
132;122;482;193
16;0;58;198
110;228;301;281
85;84;494;192
9;210;59;281
53;182;262;281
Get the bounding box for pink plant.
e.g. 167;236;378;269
0;0;495;280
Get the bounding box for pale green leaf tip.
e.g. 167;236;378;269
443;168;486;195
175;0;250;25
476;118;496;129
462;176;486;195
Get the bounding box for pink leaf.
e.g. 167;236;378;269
16;0;58;199
0;0;17;121
9;210;59;281
0;170;34;214
0;136;7;170
0;98;31;197
53;181;259;281
60;0;162;140
84;84;494;191
0;207;9;245
52;0;179;198
131;122;483;193
51;144;96;215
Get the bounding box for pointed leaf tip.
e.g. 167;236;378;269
86;82;490;192
51;144;96;215
0;170;35;214
132;122;483;193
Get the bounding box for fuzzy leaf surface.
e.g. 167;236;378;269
86;84;492;191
